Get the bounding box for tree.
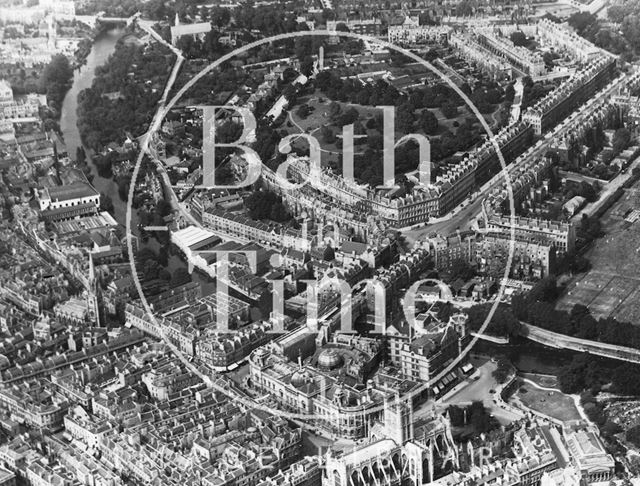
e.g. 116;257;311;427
158;268;171;281
621;14;640;52
627;425;640;448
580;215;602;241
447;405;466;426
419;109;439;135
38;54;73;112
100;193;114;214
528;276;559;303
568;11;597;36
211;6;231;27
510;31;528;47
612;363;640;395
328;101;342;119
245;190;290;222
441;100;458;119
300;55;314;76
455;0;474;16
76;146;86;165
492;357;513;384
558;355;588;393
320;125;335;144
578;181;598;202
449;260;476;281
269;201;289;222
468;401;498;433
409;91;425;109
396;103;415;132
504;83;515;103
612;127;631;154
295;104;310;119
171;268;192;287
323;245;335;261
465;304;522;338
338;107;359;127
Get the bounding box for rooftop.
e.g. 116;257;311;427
46;181;99;202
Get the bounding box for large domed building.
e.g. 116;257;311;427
317;349;344;371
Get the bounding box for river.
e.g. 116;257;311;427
59;28;215;295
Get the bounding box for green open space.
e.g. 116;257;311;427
512;381;582;423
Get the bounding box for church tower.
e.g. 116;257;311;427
383;393;413;444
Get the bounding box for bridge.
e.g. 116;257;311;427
521;322;640;364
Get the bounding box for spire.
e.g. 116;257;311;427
175;12;180;26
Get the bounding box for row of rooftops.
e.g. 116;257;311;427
204;206;305;240
0;330;144;382
488;213;572;234
450;29;512;70
127;298;275;358
524;56;614;118
536;18;602;59
474;27;544;65
436;121;531;190
484;156;552;212
372;244;430;288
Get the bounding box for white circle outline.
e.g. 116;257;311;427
125;30;517;420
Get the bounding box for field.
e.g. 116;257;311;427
557;183;640;322
511;381;582;423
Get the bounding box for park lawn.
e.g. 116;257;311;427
514;382;582;423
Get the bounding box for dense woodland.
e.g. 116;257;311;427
77;42;173;151
38;54;74;114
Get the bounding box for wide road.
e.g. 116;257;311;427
426;356;524;425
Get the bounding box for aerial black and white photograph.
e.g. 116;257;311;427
0;0;639;484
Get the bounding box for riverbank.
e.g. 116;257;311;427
58;27;215;296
